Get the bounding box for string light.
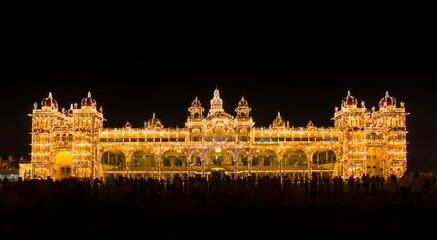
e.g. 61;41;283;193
21;89;408;180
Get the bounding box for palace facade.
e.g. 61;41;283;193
20;89;408;181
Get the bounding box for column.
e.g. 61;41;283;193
234;154;238;180
248;154;253;176
187;152;192;178
156;154;162;179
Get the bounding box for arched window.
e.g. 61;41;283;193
241;156;248;166
263;156;271;166
163;158;171;167
252;157;259;166
174;158;183;167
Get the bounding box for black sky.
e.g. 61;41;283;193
1;9;436;167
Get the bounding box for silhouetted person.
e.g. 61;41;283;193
387;174;398;204
411;172;424;208
399;171;413;208
310;173;318;207
348;175;355;195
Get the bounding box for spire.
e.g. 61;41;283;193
214;87;220;98
209;87;224;115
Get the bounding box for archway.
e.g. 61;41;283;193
161;150;187;168
283;149;307;169
191;151;202;166
55;151;72;180
101;149;126;171
238;151;249;167
312;149;336;170
206;148;233;171
131;150;156;170
252;149;278;168
366;149;383;177
214;127;226;142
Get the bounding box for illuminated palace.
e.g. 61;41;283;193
20;89;408;181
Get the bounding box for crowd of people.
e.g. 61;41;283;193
0;171;435;211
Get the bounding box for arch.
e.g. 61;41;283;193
101;149;126;171
312;149;337;170
206;148;233;170
191;129;201;142
215;127;225;142
283;149;307;169
239;128;249;141
366;149;383;177
191;151;202;166
252;149;278;167
238;151;249;167
131;150;156;169
161;149;187;168
55;151;72;180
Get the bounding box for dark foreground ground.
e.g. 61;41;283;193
1;189;436;239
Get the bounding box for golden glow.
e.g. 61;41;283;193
22;89;408;181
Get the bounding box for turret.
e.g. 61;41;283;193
188;97;204;119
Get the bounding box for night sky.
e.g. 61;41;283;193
1;11;436;168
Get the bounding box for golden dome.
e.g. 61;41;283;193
272;112;286;128
41;92;58;110
341;91;358;108
147;113;163;129
379;91;396;109
81;92;97;109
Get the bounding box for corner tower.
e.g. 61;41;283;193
333;91;367;177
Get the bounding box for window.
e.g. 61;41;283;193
191;136;201;142
239;136;249;142
205;137;213;142
215;136;225;142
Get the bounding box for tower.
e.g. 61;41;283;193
73;92;104;178
333;91;367;177
27;92;104;180
235;97;254;141
209;87;224;115
29;93;65;179
188;97;204;120
371;91;408;177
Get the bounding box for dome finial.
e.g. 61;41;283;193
88;91;92;98
48;92;53;98
214;87;220;98
347;90;351;97
385;91;389;97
